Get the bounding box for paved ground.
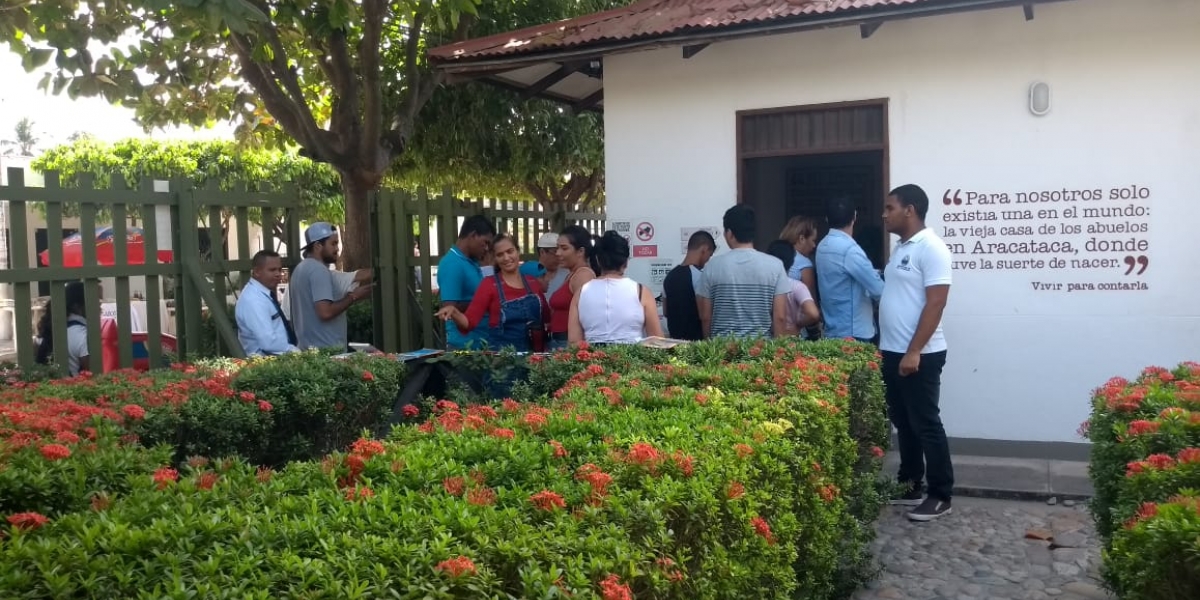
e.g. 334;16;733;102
852;497;1112;600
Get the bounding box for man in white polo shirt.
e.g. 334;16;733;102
879;184;955;522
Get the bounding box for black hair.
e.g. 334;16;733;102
825;197;857;230
492;233;519;254
459;215;496;239
889;184;930;221
765;240;795;272
687;230;716;252
559;225;597;274
251;250;281;268
594;231;631;273
722;204;756;244
36;281;86;365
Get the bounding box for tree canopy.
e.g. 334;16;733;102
1;117;40;156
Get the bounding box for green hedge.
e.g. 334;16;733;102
1;339;887;599
1084;362;1200;599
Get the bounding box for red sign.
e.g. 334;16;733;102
633;245;658;258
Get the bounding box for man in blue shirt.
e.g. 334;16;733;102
236;250;299;356
437;215;495;350
815;197;884;342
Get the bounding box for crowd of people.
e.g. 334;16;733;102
36;182;954;523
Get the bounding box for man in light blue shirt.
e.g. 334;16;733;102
437;215;495;350
236;250;299;356
815;197;884;342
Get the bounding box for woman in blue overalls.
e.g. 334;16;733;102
436;235;549;396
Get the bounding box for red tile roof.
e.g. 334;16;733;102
431;0;952;62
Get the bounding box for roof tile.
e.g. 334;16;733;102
430;0;929;61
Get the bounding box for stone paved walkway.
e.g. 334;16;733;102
852;497;1113;600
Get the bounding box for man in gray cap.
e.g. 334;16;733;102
288;222;373;351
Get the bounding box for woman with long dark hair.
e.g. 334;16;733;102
547;225;596;350
36;281;91;375
568;231;663;345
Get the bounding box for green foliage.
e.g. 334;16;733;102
32;137;344;223
0;338;887;599
1084;362;1200;597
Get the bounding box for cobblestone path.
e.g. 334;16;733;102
852;497;1113;600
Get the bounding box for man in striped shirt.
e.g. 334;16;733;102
697;204;793;338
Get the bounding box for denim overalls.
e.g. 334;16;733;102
482;274;541;399
485;273;542;352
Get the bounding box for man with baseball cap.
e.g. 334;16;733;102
288;222;373;351
519;231;568;297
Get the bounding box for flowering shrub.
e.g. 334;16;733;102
1084;362;1200;598
0;338;886;599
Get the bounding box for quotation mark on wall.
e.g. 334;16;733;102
1123;255;1149;276
942;189;963;206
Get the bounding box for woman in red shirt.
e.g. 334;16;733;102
548;225;596;350
436;235;549;352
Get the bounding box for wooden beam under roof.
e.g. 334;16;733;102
571;89;604;115
860;22;882;39
521;61;586;100
682;43;709;59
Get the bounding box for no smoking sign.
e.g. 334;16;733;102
636;222;654;242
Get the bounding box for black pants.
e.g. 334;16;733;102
882;350;953;501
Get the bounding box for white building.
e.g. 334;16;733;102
431;0;1200;449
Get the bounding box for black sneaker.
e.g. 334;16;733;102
889;485;924;507
907;497;952;522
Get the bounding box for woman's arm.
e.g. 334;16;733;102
567;291;585;345
641;285;664;338
799;299;821;328
436;281;494;333
800;267;817;300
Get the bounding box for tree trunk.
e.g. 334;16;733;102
339;170;377;271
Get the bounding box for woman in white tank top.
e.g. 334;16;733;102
568;231;664;345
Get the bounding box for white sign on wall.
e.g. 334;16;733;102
680;226;722;254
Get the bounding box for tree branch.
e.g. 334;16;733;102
228;33;311;149
326;28;360;152
358;0;385;166
391;14;475;153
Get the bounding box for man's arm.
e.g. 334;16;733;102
845;247;884;299
315;285;371;321
696;269;713;338
900;243;953;375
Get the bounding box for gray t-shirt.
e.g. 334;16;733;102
697;248;792;338
289;257;347;350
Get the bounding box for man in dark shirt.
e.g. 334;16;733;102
662;230;716;340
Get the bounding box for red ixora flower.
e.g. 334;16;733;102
402;404;420;418
153;467;179;490
435;556;477;578
196;472;220;491
1177;447;1200;464
55;431;81;444
350;438;386;458
362;371;375;381
549;440;569;458
443;476;466;496
734;443;754;459
122;404;146;420
344;486;375;501
530;489;567;511
627;442;660;466
467;486;497;506
727;481;746;500
598;573;633;600
1126;420;1161;436
490;428;516;440
257;400;273;412
39;443;71;461
751;515;775;545
7;512;49;531
870;446;885;459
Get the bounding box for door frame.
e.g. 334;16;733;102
735;98;891;260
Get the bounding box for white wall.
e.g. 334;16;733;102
603;0;1200;443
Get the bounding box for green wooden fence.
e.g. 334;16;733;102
0;167;301;372
370;189;605;352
